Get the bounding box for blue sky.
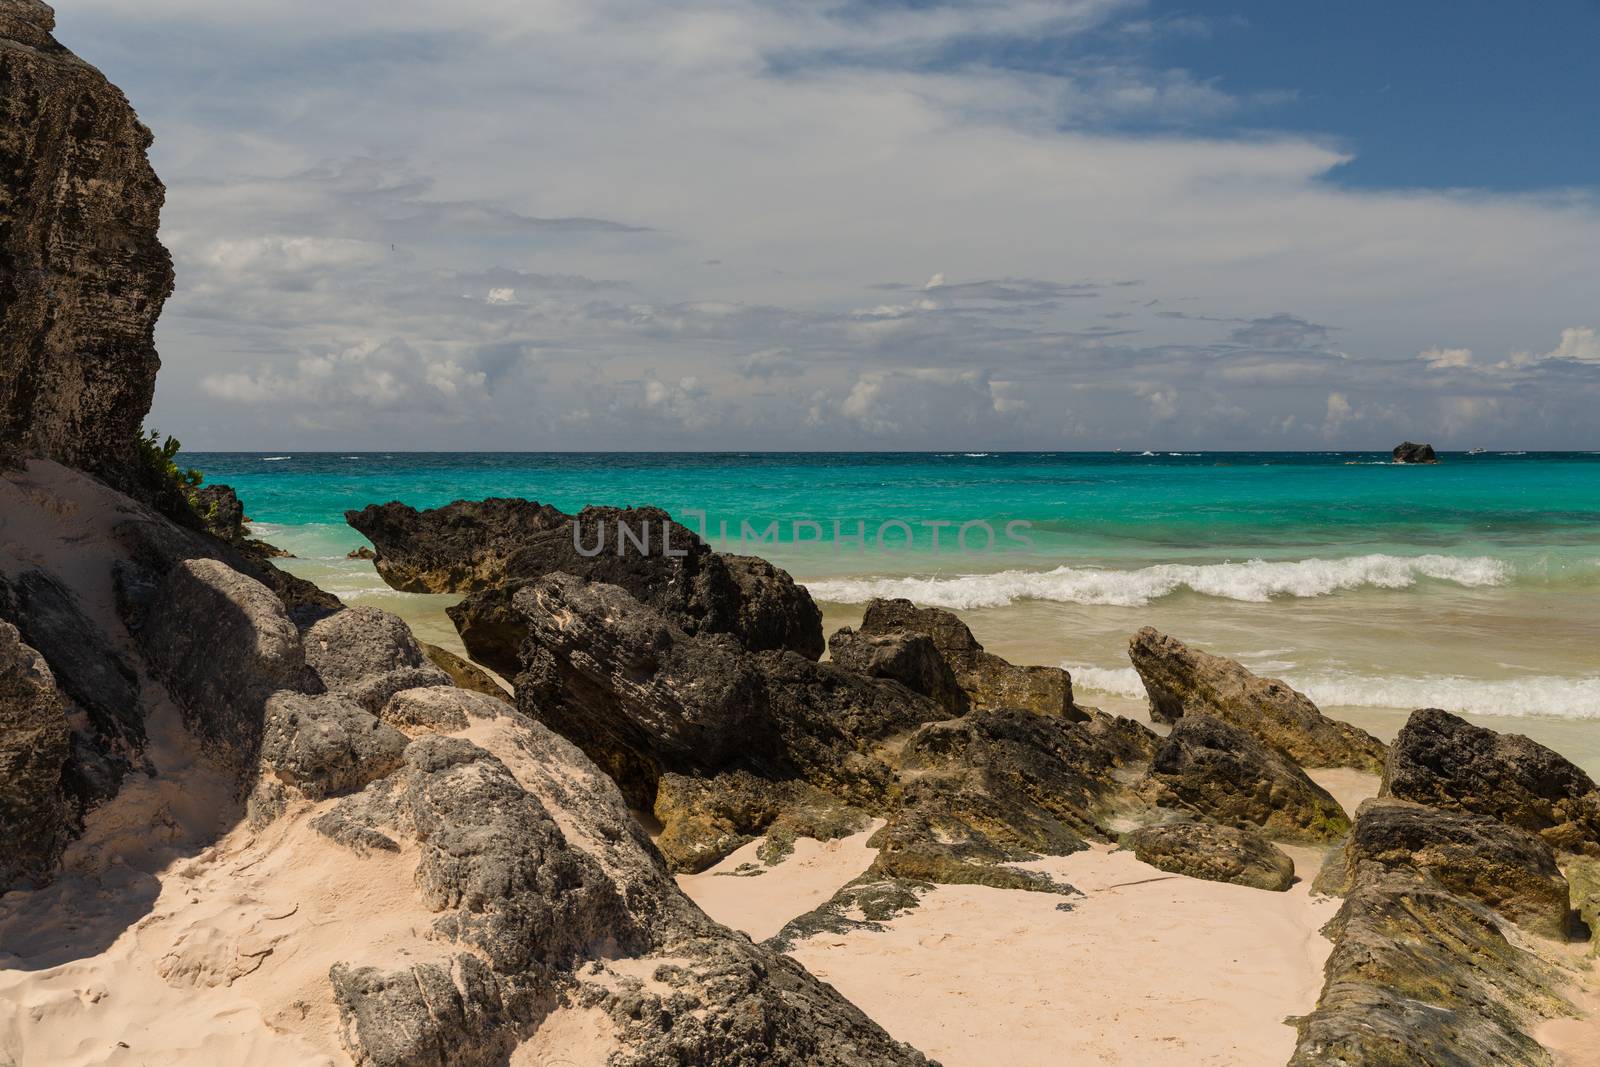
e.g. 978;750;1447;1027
50;0;1600;450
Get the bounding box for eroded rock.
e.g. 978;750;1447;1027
1128;627;1386;772
1384;707;1600;857
260;691;409;801
859;597;1082;718
303;606;452;714
1146;715;1351;842
1126;821;1295;892
827;626;969;715
0;620;72;890
418;641;508;702
1393;441;1439;464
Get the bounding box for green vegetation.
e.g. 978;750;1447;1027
136;429;203;494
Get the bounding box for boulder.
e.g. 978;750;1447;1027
260;691;409;800
1128;627;1386;772
188;484;245;543
1126;821;1295;891
1322;797;1571;937
1146;715;1351;842
1384;707;1600;856
1290;874;1570;1067
513;574;939;811
418;641;508;702
302;606;452;714
1;569;144;810
1568;857;1600;952
0;0;174;490
137;558;305;772
0;620;72;890
827;626;970;714
349;499;825;664
378;685;508;736
653;770;870;873
1393;441;1440;464
858;597;1083;718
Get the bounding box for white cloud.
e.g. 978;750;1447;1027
1421;346;1474;369
1548;326;1600;363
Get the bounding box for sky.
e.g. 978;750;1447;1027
53;0;1600;450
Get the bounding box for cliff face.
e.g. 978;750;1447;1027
0;0;173;487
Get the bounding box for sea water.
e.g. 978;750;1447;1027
185;451;1600;773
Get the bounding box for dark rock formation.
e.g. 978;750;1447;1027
259;691;409;801
869;709;1153;892
348;499;825;672
188;484;245;543
418;641;507;701
1147;715;1351;842
302;606;451;713
1290;874;1570;1066
1384;706;1600;856
513;573;939;812
858;597;1083;718
1393;441;1439;464
1;568;143;810
0;0;174;489
827;626;970;714
1569;857;1600;953
0;619;71;890
653;770;870;873
1125;821;1295;891
1128;627;1386;772
347;546;376;560
136;558;306;773
1320;797;1572;937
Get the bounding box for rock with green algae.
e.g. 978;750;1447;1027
1317;796;1573;939
1124;821;1296;892
1145;714;1351;843
652;769;870;874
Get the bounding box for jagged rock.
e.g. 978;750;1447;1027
377;685;506;736
188;484;245;543
0;619;71;890
1393;441;1439;464
1568;857;1600;952
1385;707;1600;856
1146;715;1350;842
303;606;452;714
1319;797;1572;938
0;568;143;809
1128;627;1386;772
136;558;305;772
349;499;825;670
418;641;507;702
345;497;568;593
1125;821;1295;891
858;597;1083;718
827;626;970;714
347;546;376;560
0;0;174;490
330;955;525;1067
1289;873;1571;1067
260;691;409;801
652;770;869;873
513;574;940;810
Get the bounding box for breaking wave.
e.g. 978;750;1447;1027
803;553;1512;609
1069;666;1600;720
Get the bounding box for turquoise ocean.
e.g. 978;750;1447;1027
186;451;1600;770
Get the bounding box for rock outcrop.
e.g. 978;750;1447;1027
0;0;174;489
1393;441;1439;464
0;619;71;890
1146;715;1351;842
1318;797;1572;938
348;499;826;674
303;605;452;713
418;641;508;701
856;597;1084;718
827;626;970;715
1384;707;1600;856
1125;821;1295;892
1128;627;1386;772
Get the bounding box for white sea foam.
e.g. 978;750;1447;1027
803;553;1512;609
1068;665;1600;720
261;456;291;461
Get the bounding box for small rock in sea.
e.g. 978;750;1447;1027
1392;441;1439;464
347;547;375;560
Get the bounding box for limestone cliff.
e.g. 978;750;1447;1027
0;0;173;488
